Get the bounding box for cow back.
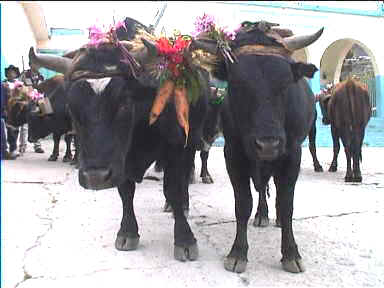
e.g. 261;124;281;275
330;79;371;129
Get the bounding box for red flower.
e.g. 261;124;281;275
156;37;176;55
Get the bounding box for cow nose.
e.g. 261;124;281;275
254;137;280;161
79;168;112;190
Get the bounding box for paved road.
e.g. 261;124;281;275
1;140;384;288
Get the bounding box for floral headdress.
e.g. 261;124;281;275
192;13;238;63
87;20;141;78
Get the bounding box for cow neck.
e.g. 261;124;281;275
234;44;294;62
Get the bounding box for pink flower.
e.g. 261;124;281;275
12;80;24;89
28;89;44;101
115;20;126;30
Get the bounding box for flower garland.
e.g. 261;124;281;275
87;19;141;78
28;89;44;101
192;13;238;63
154;33;202;105
192;13;236;41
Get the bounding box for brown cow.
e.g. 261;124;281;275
319;77;371;182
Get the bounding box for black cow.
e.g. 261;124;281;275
193;21;323;273
5;75;76;162
28;18;209;262
27;75;75;162
319;78;371;182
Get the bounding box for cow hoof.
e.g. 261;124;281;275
328;166;337;172
281;258;305;273
48;155;58;161
352;176;362;183
163;201;173;213
202;176;214;184
314;165;324;172
115;235;140;251
62;155;72;162
275;218;282;227
224;256;247;273
344;176;354;182
253;214;269;227
174;243;198;262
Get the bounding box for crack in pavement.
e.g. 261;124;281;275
193;210;380;227
4;181;64;185
14;184;58;288
14;265;183;284
293;210;380;221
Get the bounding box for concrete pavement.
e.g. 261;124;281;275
1;139;384;288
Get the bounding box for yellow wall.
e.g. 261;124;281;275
1;2;37;74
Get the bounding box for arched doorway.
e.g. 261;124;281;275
320;39;378;116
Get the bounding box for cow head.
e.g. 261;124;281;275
192;25;323;161
29;35;162;190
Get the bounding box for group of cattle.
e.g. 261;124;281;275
7;17;372;274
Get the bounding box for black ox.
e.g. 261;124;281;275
193;22;323;273
29;18;209;262
6;75;76;162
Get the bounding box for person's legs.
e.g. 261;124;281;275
1;118;7;159
7;126;19;157
19;124;27;154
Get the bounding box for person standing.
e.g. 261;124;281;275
19;62;45;154
3;65;22;159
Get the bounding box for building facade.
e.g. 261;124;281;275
1;1;384;146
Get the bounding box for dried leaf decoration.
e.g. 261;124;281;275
174;86;190;147
149;79;175;125
148;34;195;147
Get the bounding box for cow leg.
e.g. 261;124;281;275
115;179;140;250
339;130;353;182
48;134;60;161
200;150;214;184
62;134;73;162
252;177;270;227
329;126;340;172
352;129;364;182
223;144;252;273
70;135;80;168
308;119;323;172
274;148;305;273
189;150;196;184
164;145;197;261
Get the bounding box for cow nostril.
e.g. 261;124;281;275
82;168;112;182
255;138;280;150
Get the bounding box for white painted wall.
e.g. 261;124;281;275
156;2;384;75
1;2;37;72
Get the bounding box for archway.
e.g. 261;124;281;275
320;39;379;116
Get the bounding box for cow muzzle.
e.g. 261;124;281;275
254;137;281;161
79;168;113;190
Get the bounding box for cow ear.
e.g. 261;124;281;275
290;62;318;82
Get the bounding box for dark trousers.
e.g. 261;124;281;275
7;126;19;152
1;118;6;159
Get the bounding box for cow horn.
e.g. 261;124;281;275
141;38;158;57
283;27;324;51
29;47;72;74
